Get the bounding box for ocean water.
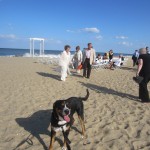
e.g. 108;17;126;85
0;48;132;58
0;48;63;57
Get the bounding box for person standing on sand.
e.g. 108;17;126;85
59;45;71;81
146;46;149;54
136;48;150;103
72;46;82;73
82;43;96;79
132;50;139;67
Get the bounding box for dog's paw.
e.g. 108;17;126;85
83;139;91;145
62;146;67;150
81;135;84;139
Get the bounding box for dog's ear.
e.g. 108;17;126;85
52;101;59;119
53;101;57;113
53;102;56;109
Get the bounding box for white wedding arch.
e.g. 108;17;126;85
30;38;45;57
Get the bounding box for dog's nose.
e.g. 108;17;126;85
64;109;69;115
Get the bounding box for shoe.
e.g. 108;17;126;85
61;78;66;81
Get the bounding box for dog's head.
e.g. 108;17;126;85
53;100;71;123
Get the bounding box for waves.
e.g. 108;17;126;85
0;48;132;58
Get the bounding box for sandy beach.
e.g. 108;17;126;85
0;57;150;150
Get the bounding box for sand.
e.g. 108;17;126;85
0;57;150;150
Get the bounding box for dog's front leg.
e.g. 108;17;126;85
49;129;56;150
62;128;71;150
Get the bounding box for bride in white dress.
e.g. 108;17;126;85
59;45;71;81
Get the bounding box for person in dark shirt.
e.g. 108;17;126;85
146;46;149;54
109;50;113;62
136;48;150;103
132;50;139;66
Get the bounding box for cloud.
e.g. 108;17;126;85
96;35;103;40
45;38;62;44
8;23;14;30
0;34;16;39
116;35;128;39
82;27;100;33
66;27;100;33
119;41;133;46
66;29;74;33
56;40;62;44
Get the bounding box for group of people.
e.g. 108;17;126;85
59;43;95;81
101;50;114;61
95;50;114;63
58;44;150;103
59;44;125;81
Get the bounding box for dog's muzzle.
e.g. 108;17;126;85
63;107;70;123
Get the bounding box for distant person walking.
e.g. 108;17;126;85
59;45;71;81
82;43;96;79
72;46;82;73
136;48;150;103
132;50;139;67
146;46;149;54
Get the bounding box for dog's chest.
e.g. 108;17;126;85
52;124;69;132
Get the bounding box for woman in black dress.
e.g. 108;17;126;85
136;48;150;103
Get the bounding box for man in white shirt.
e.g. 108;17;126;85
82;43;96;78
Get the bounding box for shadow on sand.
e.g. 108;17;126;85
15;109;54;150
79;82;140;102
37;72;60;81
15;109;82;150
121;66;137;72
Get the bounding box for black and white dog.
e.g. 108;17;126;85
49;89;89;150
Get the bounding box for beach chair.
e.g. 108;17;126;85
92;63;104;69
92;60;109;69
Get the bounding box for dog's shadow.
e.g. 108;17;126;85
15;109;63;150
71;126;82;134
15;109;84;150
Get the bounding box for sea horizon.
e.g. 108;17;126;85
0;48;132;57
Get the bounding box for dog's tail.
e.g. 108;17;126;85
79;89;89;101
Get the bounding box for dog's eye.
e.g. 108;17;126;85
66;103;70;108
57;106;63;110
61;102;65;106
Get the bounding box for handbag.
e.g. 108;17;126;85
77;64;83;70
133;76;144;84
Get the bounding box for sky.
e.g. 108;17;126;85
0;0;150;54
